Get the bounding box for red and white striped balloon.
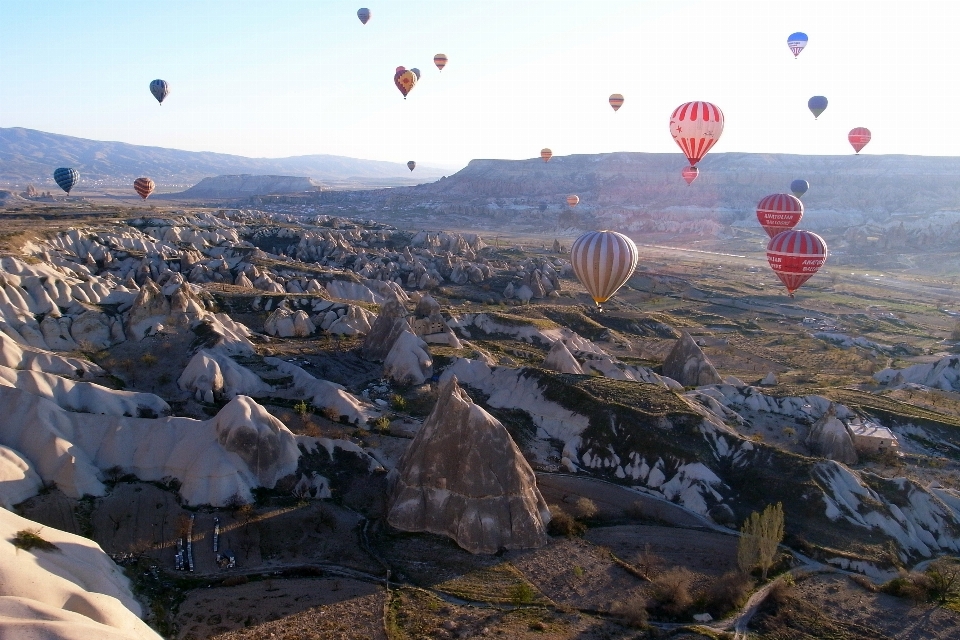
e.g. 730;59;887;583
571;230;639;307
669;101;724;166
848;127;871;154
756;193;803;238
766;230;828;297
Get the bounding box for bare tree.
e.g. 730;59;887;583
927;557;960;604
737;502;785;580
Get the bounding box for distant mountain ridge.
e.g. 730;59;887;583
0;127;448;189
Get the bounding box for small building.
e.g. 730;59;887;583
846;418;900;454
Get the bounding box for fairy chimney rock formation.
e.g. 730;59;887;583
387;376;551;554
806;404;858;465
542;340;584;374
662;331;723;387
361;292;409;361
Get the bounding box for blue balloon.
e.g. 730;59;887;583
357;7;371;24
150;79;170;105
790;179;809;198
808;96;828;119
787;32;808;57
53;167;79;194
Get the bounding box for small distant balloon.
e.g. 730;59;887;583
566;195;580;207
394;67;417;98
53;168;79;194
609;94;624;111
787;32;808;58
133;177;155;200
407;161;416;172
790;179;809;198
149;79;170;105
570;230;639;308
357;8;371;24
681;166;699;185
808;96;828;119
756;193;804;239
434;54;447;71
540;148;553;162
766;230;828;297
849;127;871;154
669;101;724;166
410;68;421;80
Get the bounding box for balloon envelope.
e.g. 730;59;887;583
566;195;580;207
787;32;808;57
609;94;624;111
434;54;447;71
790;179;809;198
394;69;417;98
757;194;804;239
53;168;79;194
407;161;416;172
149;79;169;105
571;230;639;306
357;8;371;23
766;230;827;296
540;148;553;162
133;177;155;200
410;68;421;80
681;166;699;185
808;96;828;119
849;127;871;153
669;102;724;166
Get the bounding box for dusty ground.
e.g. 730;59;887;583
749;572;960;640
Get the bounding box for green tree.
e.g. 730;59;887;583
737;502;785;580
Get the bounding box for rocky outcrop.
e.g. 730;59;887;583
662;331;722;387
174;175;321;198
387;376;550;554
362;293;410;361
383;330;433;385
541;340;583;374
178;350;272;402
806;405;858;465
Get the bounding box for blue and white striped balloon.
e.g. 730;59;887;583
150;79;170;105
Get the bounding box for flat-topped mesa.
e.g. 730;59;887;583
662;331;722;387
387;376;550;554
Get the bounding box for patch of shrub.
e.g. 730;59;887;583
572;497;598;520
371;415;391;433
702;571;753;617
610;595;649;629
547;506;586;537
294;400;311;416
649;567;694;618
390;394;407;411
509;581;536;606
881;571;933;602
12;528;58;552
221;575;249;587
140;353;158;366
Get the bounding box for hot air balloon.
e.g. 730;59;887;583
566;195;580;207
669;102;724;166
53;168;79;194
394;67;417;99
790;179;809;198
756;194;804;239
571;230;639;309
407;161;416;172
434;54;447;71
787;32;808;58
808;96;828;119
357;8;371;24
766;230;828;297
849;127;871;154
411;68;421;80
133;178;155;200
540;148;553;162
149;79;170;105
682;166;699;185
609;94;624;111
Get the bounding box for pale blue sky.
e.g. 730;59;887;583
1;0;957;169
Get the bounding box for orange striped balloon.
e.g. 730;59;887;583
570;230;639;307
133;177;155;200
540;148;553;162
609;93;624;111
566;194;579;207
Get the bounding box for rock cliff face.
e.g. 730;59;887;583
174;175;321;198
806;407;858;465
387;376;551;554
662;331;722;387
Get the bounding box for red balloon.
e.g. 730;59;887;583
766;230;828;297
849;127;871;154
756;193;803;238
133;177;155;200
669;101;724;166
681;166;699;185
